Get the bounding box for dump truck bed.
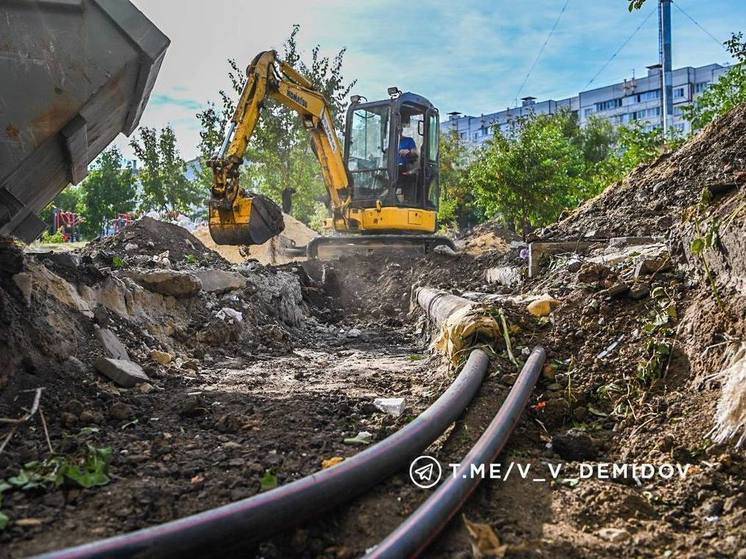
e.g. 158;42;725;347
0;0;169;242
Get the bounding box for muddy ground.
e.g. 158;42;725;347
1;107;745;559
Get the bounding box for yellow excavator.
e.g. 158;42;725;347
208;50;454;258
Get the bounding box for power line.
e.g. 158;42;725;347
672;1;727;52
583;6;656;90
515;0;570;102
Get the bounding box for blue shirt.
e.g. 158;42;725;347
398;136;417;166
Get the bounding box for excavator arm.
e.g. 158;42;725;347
208;50;349;245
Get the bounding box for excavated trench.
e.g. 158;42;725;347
3;100;746;559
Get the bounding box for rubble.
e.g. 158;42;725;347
127;269;202;298
193;269;247;293
94;357;149;388
94;327;129;361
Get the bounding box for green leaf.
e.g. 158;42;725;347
8;471;30;488
691;237;705;255
259;471;278;492
112;256;125;269
0;510;9;530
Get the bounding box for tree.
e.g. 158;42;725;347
438;130;481;229
682;32;746;130
130;126;205;215
78;147;136;238
468;113;588;236
198;25;356;225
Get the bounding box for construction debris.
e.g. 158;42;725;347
94;357;149;388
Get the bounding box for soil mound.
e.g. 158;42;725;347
82;217;226;267
195;213;318;265
541;104;746;240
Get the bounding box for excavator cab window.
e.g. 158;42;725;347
347;105;390;203
395;104;426;207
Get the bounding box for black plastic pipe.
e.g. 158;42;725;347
365;346;546;559
35;350;491;559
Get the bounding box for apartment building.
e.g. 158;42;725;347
443;62;729;144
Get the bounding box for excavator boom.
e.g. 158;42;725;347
208;50;348;245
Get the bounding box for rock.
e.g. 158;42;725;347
634;255;673;277
138;382;154;394
45;251;81;270
109;402;132;421
150;350;173;365
605;282;629;298
433;244;457;256
373;397;406;417
129;269;202;298
576;262;611;283
216;307;243;323
61;411;78;428
79;410;98;424
628;283;650;300
93;306;111;327
64;356;87;375
13;272;33;305
597;528;631;543
177;397;209;418
193;270;247;294
181;359;200;371
501;373;518;385
542;363;557;380
124;243;139;252
94;327;129;361
551;428;597;460
567;258;583;273
527;294;561;317
94;357;150;388
347;328;362;338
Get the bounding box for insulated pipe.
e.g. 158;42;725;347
365;346;546;559
415;287;475;326
36;350;492;559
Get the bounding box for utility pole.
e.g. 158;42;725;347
659;0;673;135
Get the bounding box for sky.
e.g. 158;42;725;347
115;0;745;161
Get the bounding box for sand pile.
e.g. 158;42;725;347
195;212;318;265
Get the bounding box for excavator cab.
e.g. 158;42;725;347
343;91;440;226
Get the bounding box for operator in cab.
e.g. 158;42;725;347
398;133;419;204
398;135;418;171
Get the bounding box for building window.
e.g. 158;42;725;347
595;98;622;112
673;87;685;99
584;108;594;117
636;89;660;102
695;81;710;93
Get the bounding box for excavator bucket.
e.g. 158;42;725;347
208;192;285;245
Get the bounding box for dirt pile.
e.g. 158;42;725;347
456;219;521;255
194;212;318;266
540;103;746;240
81;217;227;268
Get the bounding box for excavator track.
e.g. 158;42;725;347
306;234;455;259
